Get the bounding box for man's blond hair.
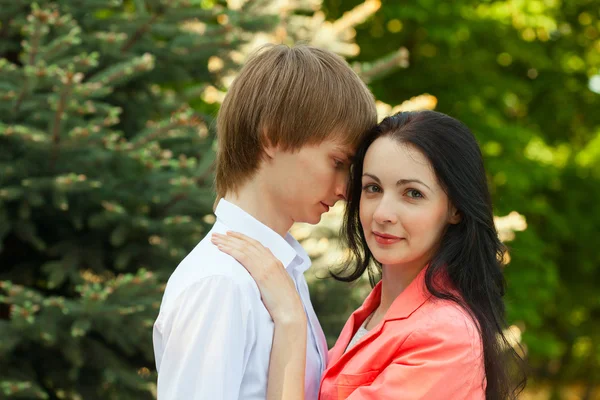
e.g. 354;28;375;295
215;44;377;200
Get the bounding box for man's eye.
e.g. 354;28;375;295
334;159;347;169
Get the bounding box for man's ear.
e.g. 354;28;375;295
262;131;277;159
448;206;462;224
263;144;276;159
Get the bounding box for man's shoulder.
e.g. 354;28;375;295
159;233;260;311
178;235;252;279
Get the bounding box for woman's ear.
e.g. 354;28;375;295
448;206;462;224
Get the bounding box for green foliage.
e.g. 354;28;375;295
321;0;600;395
0;1;277;398
2;0;599;397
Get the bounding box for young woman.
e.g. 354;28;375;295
212;110;525;400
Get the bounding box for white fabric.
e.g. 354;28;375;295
345;312;372;353
153;199;328;400
345;325;370;352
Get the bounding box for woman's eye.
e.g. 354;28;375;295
406;189;423;199
362;184;381;193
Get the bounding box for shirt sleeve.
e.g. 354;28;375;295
346;322;485;400
155;276;254;400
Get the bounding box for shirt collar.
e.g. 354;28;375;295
356;266;433;322
214;199;309;272
284;235;311;273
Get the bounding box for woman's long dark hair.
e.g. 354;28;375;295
335;110;526;399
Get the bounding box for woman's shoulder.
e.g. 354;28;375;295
413;295;481;343
390;297;484;376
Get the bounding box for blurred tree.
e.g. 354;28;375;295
317;0;600;397
0;0;280;397
0;0;401;398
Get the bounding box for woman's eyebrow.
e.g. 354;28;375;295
397;179;431;190
362;173;431;191
362;173;380;183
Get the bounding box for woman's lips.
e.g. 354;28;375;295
372;231;402;245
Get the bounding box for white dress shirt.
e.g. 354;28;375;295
153;199;328;399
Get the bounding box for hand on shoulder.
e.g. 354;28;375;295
211;231;306;327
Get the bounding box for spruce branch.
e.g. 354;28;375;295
120;14;159;53
26;7;48;66
42;26;81;62
195;160;215;186
330;0;381;35
185;40;232;54
12;6;59;116
158;193;188;216
13;41;40;116
130;106;204;150
129;121;180;151
357;47;409;84
50;71;82;170
0;123;49;142
87;53;155;88
0;16;12;40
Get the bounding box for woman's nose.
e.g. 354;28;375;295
373;198;397;225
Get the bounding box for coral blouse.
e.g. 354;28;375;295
319;268;486;399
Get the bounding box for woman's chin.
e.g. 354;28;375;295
371;253;402;266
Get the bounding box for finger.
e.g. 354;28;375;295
210;233;227;245
224;245;271;284
216;231;274;259
212;234;257;255
212;232;251;248
212;233;284;271
215;234;269;260
216;243;254;271
225;231;270;254
215;238;265;269
211;233;252;250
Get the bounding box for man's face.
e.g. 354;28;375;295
265;138;355;225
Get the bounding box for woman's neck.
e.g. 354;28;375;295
379;260;427;314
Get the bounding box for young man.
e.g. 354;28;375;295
153;44;376;400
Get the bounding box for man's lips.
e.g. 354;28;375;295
320;202;332;211
372;231;403;245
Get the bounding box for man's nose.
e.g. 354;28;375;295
334;174;348;201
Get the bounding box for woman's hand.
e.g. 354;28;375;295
211;231;306;326
212;231;307;400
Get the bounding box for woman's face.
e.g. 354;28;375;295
359;136;460;269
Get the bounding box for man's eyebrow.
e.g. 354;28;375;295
333;146;354;160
